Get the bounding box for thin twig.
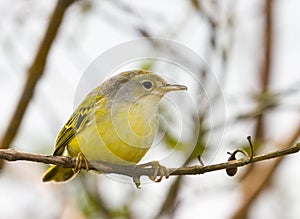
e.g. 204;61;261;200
0;143;299;179
231;125;300;219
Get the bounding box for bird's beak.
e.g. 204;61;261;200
159;84;188;93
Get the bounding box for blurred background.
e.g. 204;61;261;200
0;0;299;218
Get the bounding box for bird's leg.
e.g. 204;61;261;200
74;152;89;174
138;161;169;182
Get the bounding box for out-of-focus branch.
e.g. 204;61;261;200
254;0;273;140
154;176;183;219
0;142;299;180
231;124;300;219
230;1;276;218
0;0;75;150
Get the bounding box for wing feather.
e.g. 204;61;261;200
53;90;106;156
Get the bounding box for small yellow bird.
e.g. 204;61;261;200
42;69;187;182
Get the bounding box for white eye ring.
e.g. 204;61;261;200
142;81;153;89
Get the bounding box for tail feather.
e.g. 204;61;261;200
42;165;75;182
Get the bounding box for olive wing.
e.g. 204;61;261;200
53;92;106;156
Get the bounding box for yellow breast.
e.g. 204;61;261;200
71;101;158;165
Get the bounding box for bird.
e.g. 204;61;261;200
42;69;187;183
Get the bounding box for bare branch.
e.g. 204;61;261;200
231;125;300;219
0;143;299;180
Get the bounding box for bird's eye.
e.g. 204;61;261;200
142;81;153;89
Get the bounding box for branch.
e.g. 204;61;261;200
0;143;299;180
0;0;75;150
231;125;300;219
254;0;274;140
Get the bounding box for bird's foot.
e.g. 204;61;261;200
74;152;89;174
138;161;169;183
